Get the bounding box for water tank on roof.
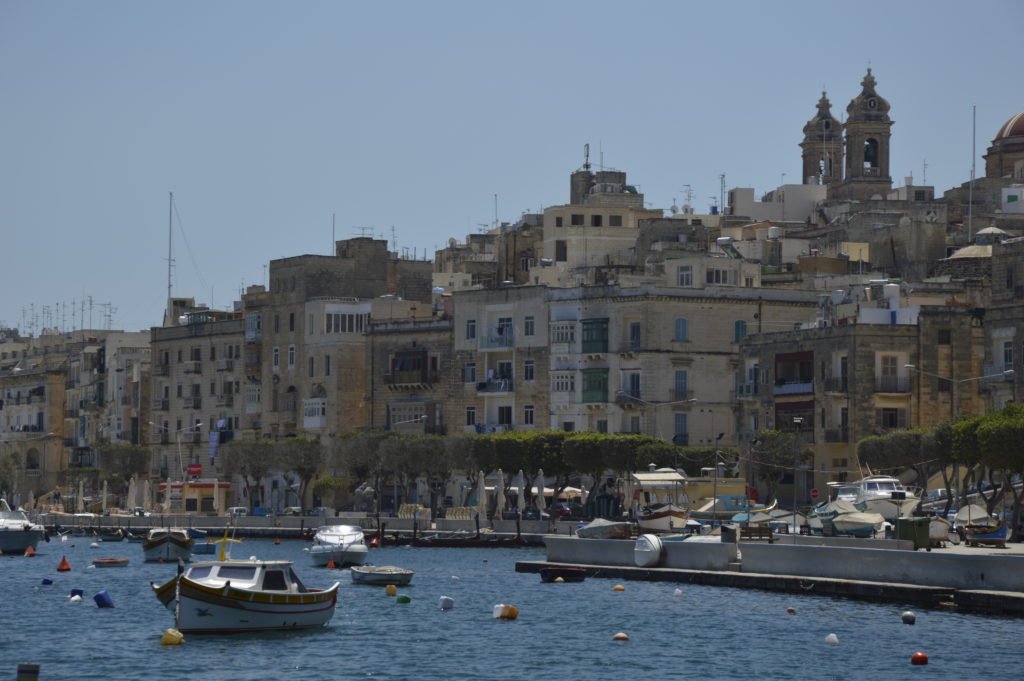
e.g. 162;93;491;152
831;290;845;305
768;226;780;240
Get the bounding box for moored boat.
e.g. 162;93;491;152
152;548;339;634
630;469;689;533
350;564;414;586
143;527;193;562
576;518;632;539
0;499;46;555
831;476;921;521
308;525;368;567
956;505;1008;547
636;503;689;533
93;557;130;567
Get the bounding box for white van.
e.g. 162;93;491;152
227;507;248;517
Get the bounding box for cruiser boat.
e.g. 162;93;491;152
831;476;920;520
0;499;46;554
308;525;368;567
152;543;339;634
143;527;194;562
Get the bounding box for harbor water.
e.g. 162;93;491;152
2;538;1023;680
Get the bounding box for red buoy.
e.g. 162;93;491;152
911;652;928;666
274;538;281;545
25;545;36;557
57;555;71;572
326;560;337;569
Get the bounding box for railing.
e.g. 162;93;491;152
874;375;910;393
672;389;694;401
825;376;848;392
618;343;642;353
773;380;814;395
385;370;439;386
183;361;202;374
479;330;515;350
477;378;513;394
824;427;849;443
614;390;642;404
863;167;881;178
216;395;234;407
738;381;759;397
983;364;1014;380
216;359;234;372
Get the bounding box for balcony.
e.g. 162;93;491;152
824;427;849;443
582;388;607;404
825;376;848;393
614;390;642;405
183;361;202;374
384;370;439;388
153;399;169;411
738;381;759;397
863;167;881;177
983;364;1014;381
216;359;234;372
303;398;327;429
479;330;515;350
153;364;169;377
216;395;234;407
773;380;814;396
180;397;202;409
874;375;910;393
477;378;513;394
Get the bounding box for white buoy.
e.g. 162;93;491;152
438;595;454;610
825;633;839;646
901;611;916;625
69;595;82;603
451;575;460;580
89;542;100;549
673;588;682;597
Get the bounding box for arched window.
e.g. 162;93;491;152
864;138;879;167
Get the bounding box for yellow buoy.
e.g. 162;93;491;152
612;632;629;641
160;628;185;646
613;584;625;592
492;604;519;620
385;584;397;597
553;577;565;583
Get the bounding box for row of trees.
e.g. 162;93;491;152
858;403;1024;541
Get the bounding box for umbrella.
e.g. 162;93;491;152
101;479;108;513
516;470;526;515
494;469;506;520
535;468;546;514
142;479;152;511
476;470;487;521
127;476;137;510
213;478;221;514
78;479;85;513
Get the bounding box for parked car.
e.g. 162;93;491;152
227;506;248;517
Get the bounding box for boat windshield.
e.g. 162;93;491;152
188;565;213;580
216;565;258;582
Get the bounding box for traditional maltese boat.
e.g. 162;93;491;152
143;527;193;562
152;537;339;634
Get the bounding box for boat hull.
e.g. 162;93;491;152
0;529;45;554
309;544;368;567
636;504;688;533
144;535;194;562
154;577;338;634
964;521;1008;547
93;558;130;567
350;565;413;586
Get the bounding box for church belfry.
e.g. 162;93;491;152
834;68;893;200
800;91;843;186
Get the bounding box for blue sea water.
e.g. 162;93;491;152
2;538;1023;680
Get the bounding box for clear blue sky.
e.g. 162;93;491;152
3;1;1021;333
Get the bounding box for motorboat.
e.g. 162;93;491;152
308;525;368;567
831;511;885;538
575;518;632;539
350;564;414;586
0;499;46;555
143;527;194;562
630;469;689;533
830;476;921;520
539;566;586;583
92;557;130;567
810;499;884;537
152;545;339;634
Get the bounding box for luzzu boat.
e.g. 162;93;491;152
689;495;777;522
143;527;193;562
152;537;339;634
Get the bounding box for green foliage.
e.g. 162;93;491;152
99;444;150;477
0;451;20;492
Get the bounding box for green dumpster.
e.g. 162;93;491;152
895;516;931;551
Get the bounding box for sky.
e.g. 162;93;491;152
2;1;1022;333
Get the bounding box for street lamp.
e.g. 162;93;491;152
904;364;1013;508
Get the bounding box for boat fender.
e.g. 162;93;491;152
385;584;397;597
673;588;682;598
910;652;928;666
786;607;796;614
69;588;84;599
89;542;100;549
492;604;518;620
395;594;411;604
901;611;916;625
825;633;839;646
438;596;454;610
613;585;625;592
94;590;115;608
160;628;184;646
612;632;629;641
57;556;71;572
326;560;337;569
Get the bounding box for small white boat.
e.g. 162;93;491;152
308;525;368;567
152;549;338;634
831;511;885;538
143;527;193;562
350;565;414;586
636;503;689;533
0;499;45;555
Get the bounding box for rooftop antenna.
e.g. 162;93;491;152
583;143;590;171
719;174;726;214
599;141;604;171
922;159;928;186
166;192;174;319
391;224;398;252
968;104;976;242
331;213;336;255
494;194;498;229
683;184;694;209
262;264;267;288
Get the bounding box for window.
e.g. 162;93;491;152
937;377;951;393
591;214;602;227
498;406;512;426
630;416;641;433
625;372;641;398
524;360;535;381
466;406;476;426
1004;341;1014;371
596;419;608;433
570;214;584;226
707;268;735;285
937;329;951;345
524;405;534;426
552;373;575;392
609;215;622;227
628;321;641;349
210;382;215;396
675;318;688;341
555;240;567;262
272;347;280;369
308;357;315;378
678;266;693;287
325;355;331;377
287;344;295;368
674;370;688;399
210;346;216;360
555;216;563;227
581;318;609;353
466;319;476;340
463;363;476;383
875;408;907;429
519;257;531;272
177;349;183;363
880;355;898;377
524;316;535;337
674;413;688;440
734;320;747;343
274;315;280;333
289;312;295;332
562;422;575;432
309;314;314;334
914;190;926;201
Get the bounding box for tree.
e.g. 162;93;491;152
277;438;324;510
219;439;275;509
752;430;810;503
974;403;1024;538
0;451;20;495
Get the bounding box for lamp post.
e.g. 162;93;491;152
791;417;803;534
904;364;1013;509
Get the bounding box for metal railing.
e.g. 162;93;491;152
825;376;848;392
874;375;910;393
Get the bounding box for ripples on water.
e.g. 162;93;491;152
2;538;1023;680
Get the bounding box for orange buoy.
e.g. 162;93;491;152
274;538;280;545
158;557;165;563
326;560;337;569
787;607;796;614
612;632;629;641
613;585;625;591
57;556;71;572
911;652;928;666
385;584;397;597
25;546;36;557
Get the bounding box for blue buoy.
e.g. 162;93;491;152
69;588;84;599
93;590;115;608
41;578;53;585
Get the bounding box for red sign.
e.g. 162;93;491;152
187;463;202;477
809;488;819;500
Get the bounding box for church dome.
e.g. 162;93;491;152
995;112;1024;140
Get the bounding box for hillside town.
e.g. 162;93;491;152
3;69;1024;522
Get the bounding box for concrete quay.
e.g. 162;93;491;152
517;535;1024;616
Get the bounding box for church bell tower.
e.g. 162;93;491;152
834;68;893;200
800;91;843;186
